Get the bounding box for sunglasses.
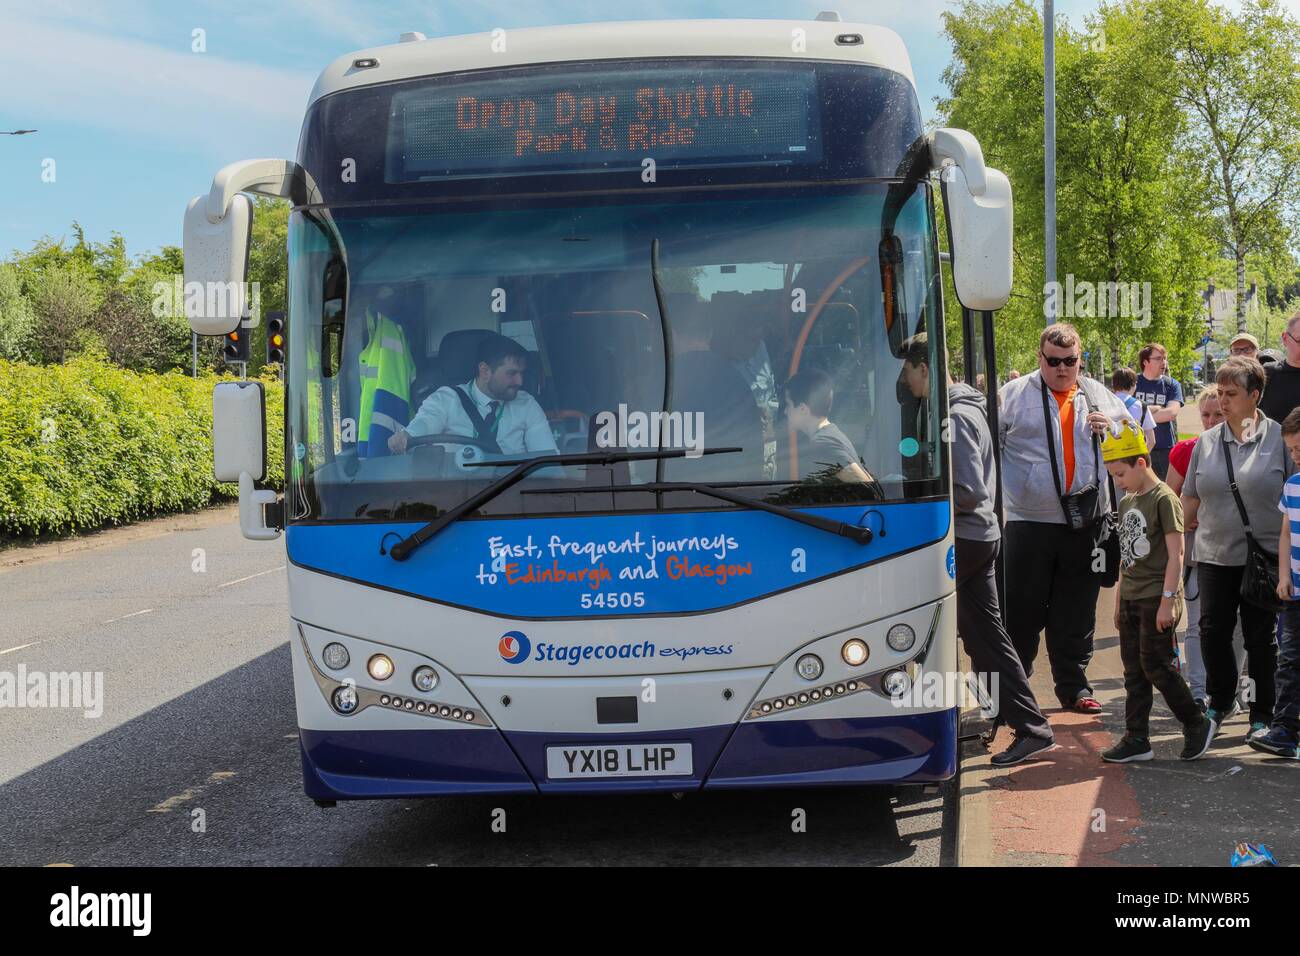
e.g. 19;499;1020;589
1040;352;1079;368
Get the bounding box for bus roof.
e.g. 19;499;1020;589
307;18;916;108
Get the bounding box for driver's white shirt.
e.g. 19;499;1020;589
404;380;558;456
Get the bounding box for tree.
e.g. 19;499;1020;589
938;0;1051;374
245;197;290;375
0;264;37;361
29;264;100;364
1154;0;1300;333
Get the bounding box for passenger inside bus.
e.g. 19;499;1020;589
661;294;765;481
783;367;877;484
713;306;780;480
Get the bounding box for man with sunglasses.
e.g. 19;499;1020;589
1229;332;1259;361
1260;313;1300;424
999;323;1131;715
1134;343;1183;480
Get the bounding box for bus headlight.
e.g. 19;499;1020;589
886;624;916;652
841;639;870;667
795;654;824;681
882;669;911;699
322;642;350;670
367;654;394;681
412;665;439;693
332;684;359;714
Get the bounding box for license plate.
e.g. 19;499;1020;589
546;743;692;779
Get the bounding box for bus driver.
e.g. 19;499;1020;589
387;333;559;457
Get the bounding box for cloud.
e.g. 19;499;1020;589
0;14;315;157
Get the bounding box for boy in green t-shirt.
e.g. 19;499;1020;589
1101;422;1217;762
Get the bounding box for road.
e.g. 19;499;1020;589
0;508;958;866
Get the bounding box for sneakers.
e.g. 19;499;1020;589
1247;721;1270;742
1180;715;1217;761
1205;707;1229;735
1072;693;1103;714
990;734;1057;767
1102;736;1154;762
1247;728;1300;759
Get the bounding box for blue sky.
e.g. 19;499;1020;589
0;0;1281;262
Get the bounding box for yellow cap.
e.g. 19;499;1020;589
1101;419;1149;462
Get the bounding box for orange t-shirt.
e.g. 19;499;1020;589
1053;386;1078;490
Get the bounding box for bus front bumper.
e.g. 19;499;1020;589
298;709;957;799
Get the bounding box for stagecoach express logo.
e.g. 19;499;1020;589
499;630;732;666
593;404;705;457
891;669;1000;717
0;665;103;718
499;630;531;663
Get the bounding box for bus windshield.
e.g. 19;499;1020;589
285;184;946;523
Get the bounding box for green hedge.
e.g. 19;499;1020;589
0;358;283;537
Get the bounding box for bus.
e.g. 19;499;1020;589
182;15;1012;801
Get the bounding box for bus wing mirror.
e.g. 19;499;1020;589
183;192;251;335
213;381;280;541
183;158;320;335
940;163;1013;312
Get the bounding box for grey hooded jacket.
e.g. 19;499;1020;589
948;382;1000;541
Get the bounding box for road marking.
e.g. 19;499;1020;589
217;565;286;589
147;771;237;813
102;609;153;625
0;642;39;656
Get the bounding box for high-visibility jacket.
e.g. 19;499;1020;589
357;310;416;458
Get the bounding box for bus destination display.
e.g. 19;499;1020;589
390;65;822;178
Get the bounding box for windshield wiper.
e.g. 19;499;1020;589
386;447;741;561
521;482;875;544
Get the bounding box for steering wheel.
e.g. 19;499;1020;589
401;433;498;453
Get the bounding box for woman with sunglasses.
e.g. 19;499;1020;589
1180;356;1292;743
998;323;1132;714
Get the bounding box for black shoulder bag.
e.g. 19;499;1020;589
1084;387;1121;587
1042;380;1104;531
1220;426;1283;612
451;386;504;455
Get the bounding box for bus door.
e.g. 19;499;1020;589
959;305;1004;606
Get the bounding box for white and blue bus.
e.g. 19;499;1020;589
183;16;1012;801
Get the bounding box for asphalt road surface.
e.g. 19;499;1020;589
0;509;958;866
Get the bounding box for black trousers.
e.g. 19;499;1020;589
1150;447;1171;481
955;537;1053;740
1196;562;1278;725
1117;595;1200;739
1004;520;1102;707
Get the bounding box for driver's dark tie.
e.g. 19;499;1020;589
484;400;502;434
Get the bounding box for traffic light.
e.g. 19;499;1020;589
222;324;249;364
266;311;286;365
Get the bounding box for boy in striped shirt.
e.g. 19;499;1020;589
1252;409;1300;758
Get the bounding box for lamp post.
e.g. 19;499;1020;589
1044;1;1056;326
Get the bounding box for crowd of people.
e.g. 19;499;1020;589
920;319;1300;767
